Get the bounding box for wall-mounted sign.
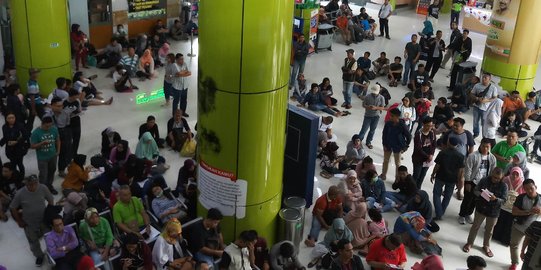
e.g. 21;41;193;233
127;0;166;19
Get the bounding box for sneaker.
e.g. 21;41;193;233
458;216;466;224
465;215;474;224
183;113;190;117
304;238;316;247
379;174;386;181
35;256;44;267
48;185;59;195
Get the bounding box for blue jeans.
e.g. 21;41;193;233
386;191;408;206
308;103;336;116
413;163;430;189
450;11;460;27
195;251;216;269
308;214;322;241
366;197;394;212
402;60;416;85
163;81;172;101
342;81;354;105
433;179;456;218
289;60;305;87
358;115;380;145
353;85;366;97
472;106;484;137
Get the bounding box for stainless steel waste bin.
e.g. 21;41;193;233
284;197;306;238
278;208;303;250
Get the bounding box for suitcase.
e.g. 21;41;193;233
316;24;335;53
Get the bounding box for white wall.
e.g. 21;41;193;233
111;0;128;12
68;0;90;38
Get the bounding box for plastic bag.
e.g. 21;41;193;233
180;139;196;157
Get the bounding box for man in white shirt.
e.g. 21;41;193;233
319;116;337;142
378;0;392;39
470;73;499;138
169;53;191;117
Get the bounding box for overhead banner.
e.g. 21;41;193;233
484;0;520;62
127;0;166;19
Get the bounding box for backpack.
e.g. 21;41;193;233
366;71;377;80
379;85;391;106
384;102;400;122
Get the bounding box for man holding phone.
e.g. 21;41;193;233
30;116;61;195
113;185;152;239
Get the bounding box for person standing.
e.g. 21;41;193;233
170;53;192;117
521;221;541;270
342;49;358;109
450;0;466;28
64;89;83;157
426;0;441;26
10;175;54;267
30;116;60;195
430;137;465;220
0;112;29;176
412;117;436;188
441;22;462;69
402;34;421;86
50;97;76;177
26;68;46;134
458;138;497;225
358;84;386;149
290;34;309;90
469;74;498;138
462;167;507;258
378;0;392;39
425;30;446;81
508;179;541;270
449;29;473;91
381;108;411;180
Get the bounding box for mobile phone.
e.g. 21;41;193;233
142;232;150;239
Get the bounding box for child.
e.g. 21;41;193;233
367;208;388;237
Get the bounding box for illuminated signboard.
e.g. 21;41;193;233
127;0;166;19
135;88;164;104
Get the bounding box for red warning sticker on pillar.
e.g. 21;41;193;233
198;161;247;218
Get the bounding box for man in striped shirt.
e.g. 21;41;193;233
119;46;139;78
523;221;541;270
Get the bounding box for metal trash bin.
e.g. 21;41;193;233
278;208;303;250
283;197;306;238
456;61;477;85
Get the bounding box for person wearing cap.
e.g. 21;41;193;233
341;49;358;109
358;84;386;149
430;136;465;220
79;207;118;270
26;68;46;133
30;116;61;195
10;175;54;266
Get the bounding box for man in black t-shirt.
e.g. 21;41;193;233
408;64;429;91
64;89;82;156
139;115;165;148
184;208;224;269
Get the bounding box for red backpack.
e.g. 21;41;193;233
384;102;400;122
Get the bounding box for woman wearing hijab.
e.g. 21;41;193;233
405;190;439;232
344;202;377;255
411;254;444;270
138;49;155;80
483;98;504;147
503;166;525;195
338;170;366;213
355;156;376;181
101;127;121;159
308;218;353;268
110;140;131;167
504;152;529;179
136;132;169;171
393;211;441;255
61;154;90;195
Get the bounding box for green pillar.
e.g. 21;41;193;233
10;0;72;95
197;0;293;244
481;0;541;97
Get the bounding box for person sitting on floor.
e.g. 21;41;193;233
120;232;154;270
320;142;348;176
170;19;188;41
344;202;377;255
113;64;138;92
355;156;376;182
450;84;469;113
308;218;353;268
101;127;121;159
366;234;407;270
372;52;390;76
499;111;528;137
167;109;192;151
269;241;304;270
304;186;343;247
137;49;156;81
319;77;337;106
411;254;444;270
95;38;122;69
45;215;84;270
361;170;394;212
338;170;365;213
345;134;365;165
298;83;343;117
386;166;418;212
393;211;441;255
388;56;403;87
110;140;131;167
151;185;187;224
405;190;439;232
139;115;165;148
135;132;169;170
330;239;364;270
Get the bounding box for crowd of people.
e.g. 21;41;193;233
292;1;541;270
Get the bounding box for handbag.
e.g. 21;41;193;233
180;139;196;157
469;84;491;106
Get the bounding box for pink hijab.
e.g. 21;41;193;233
411;255;444;270
504;167;525;194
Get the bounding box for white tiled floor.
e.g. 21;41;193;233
1;3;541;270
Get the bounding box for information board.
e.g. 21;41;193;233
127;0;166;19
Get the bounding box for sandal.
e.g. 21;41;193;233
483;246;494;257
366;144;373;149
462;244;471;253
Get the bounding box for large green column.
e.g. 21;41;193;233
197;0;293;244
481;0;541;97
10;0;72;95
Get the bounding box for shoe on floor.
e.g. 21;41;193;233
458;216;466;225
35;256;44;267
183;113;190;117
304;238;316;247
466;215;474;224
509;264;518;270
